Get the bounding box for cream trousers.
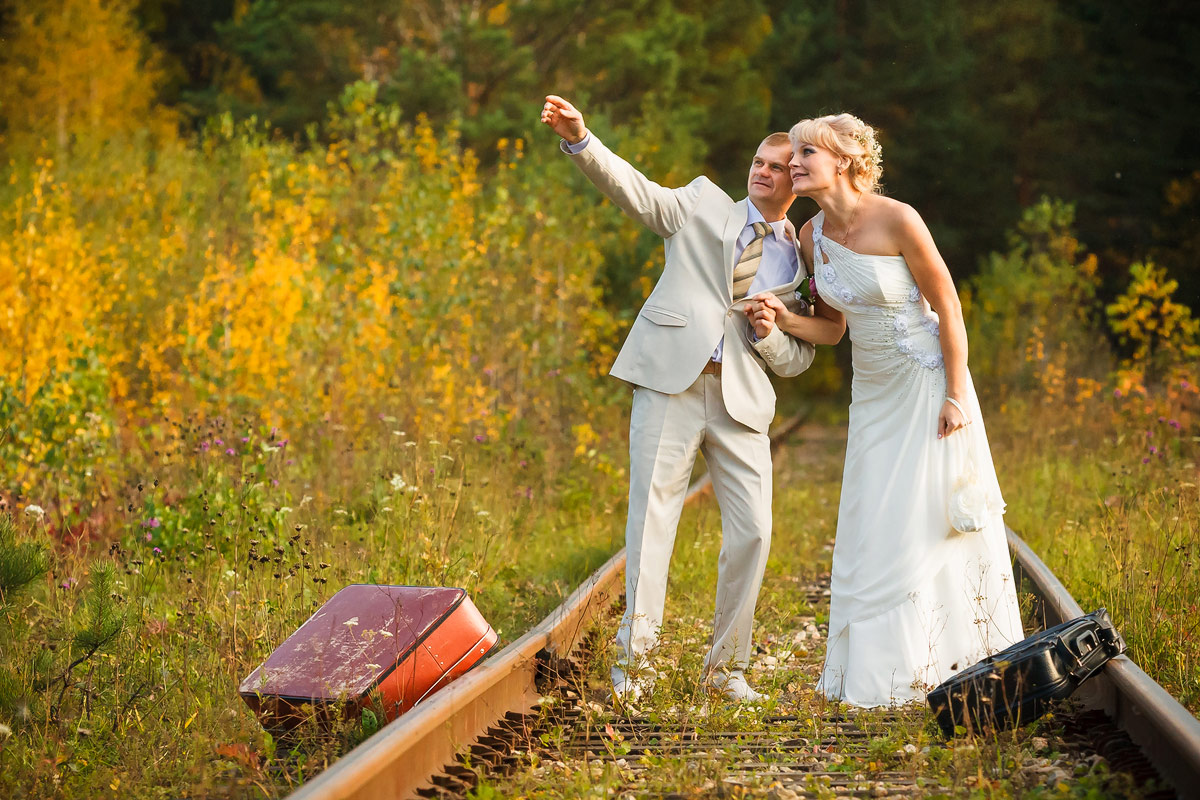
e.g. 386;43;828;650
616;373;773;676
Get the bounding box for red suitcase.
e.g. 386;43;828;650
239;585;498;732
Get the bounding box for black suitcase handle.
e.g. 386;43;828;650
1059;623;1120;681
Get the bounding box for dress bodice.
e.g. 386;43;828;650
812;212;943;372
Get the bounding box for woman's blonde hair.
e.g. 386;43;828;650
789;114;883;193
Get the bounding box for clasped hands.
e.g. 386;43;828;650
743;292;792;339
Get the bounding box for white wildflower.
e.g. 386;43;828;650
23;504;45;519
343;617;359;628
390;474;406;491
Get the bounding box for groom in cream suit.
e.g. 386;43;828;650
541;95;814;703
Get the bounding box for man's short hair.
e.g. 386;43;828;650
761;132;791;149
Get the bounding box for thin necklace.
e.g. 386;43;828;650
830;191;864;247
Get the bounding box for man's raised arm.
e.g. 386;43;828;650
541;95;704;238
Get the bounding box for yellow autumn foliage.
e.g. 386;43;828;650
0;85;626;500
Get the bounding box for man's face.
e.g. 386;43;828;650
746;141;795;210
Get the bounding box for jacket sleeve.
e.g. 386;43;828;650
751;325;816;377
563;135;706;238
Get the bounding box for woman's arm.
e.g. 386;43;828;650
892;203;970;438
752;293;846;345
747;224;845;345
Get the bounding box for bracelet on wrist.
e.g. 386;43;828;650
944;396;970;421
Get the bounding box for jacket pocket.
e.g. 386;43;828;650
640;305;688;327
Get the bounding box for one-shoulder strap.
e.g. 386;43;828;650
811;211;827;266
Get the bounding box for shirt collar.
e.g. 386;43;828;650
746;201;788;242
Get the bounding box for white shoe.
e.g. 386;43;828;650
611;666;648;705
706;670;766;703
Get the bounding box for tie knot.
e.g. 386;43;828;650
752;221;772;240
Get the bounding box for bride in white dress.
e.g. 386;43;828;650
747;114;1024;707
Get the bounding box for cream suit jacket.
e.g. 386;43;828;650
565;135;815;433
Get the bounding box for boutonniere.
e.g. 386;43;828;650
799;274;819;303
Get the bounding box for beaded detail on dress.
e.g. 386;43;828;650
811;212;943;371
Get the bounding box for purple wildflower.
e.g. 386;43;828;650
153;547;162;554
474;434;486;443
241;436;249;443
215;438;224;446
1183;381;1192;390
226;448;236;455
145;532;152;541
1113;389;1123;398
142;518;161;528
1143;457;1151;464
1149;445;1159;455
1169;419;1181;429
60;577;77;590
200;441;211;452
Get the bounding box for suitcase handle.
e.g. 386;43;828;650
1062;628;1107;680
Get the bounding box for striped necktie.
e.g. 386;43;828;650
732;221;772;301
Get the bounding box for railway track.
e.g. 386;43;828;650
287;413;1200;800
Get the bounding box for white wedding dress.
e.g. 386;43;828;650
810;211;1024;707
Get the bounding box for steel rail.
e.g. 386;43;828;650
1008;526;1200;800
287;409;811;800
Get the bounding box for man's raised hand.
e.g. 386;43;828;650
541;95;588;144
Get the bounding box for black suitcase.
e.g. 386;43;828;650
928;609;1126;736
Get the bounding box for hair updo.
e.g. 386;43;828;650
789;113;883;193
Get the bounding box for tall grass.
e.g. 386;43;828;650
965;199;1199;712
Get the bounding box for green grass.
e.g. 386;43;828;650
2;387;1193;798
989;406;1200;713
0;421;628;798
475;428;1151;798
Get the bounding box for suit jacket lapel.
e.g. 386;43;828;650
722;199;748;298
786;219;808;282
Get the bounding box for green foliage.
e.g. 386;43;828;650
962;197;1107;402
0;348;119;521
72;562;124;653
0;513;48;603
763;0;1200;287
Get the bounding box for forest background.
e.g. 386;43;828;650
0;1;1198;798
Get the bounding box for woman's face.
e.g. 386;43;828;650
789;141;844;196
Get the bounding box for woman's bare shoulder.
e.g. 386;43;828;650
796;217;816;259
